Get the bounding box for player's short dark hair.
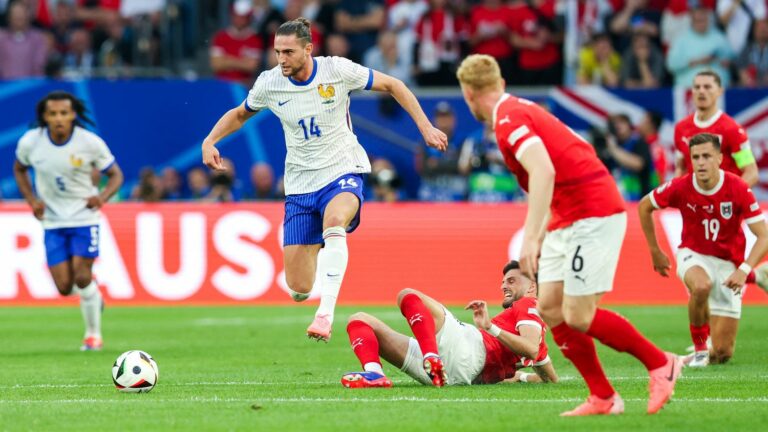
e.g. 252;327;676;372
503;260;520;275
695;70;722;87
35;91;94;128
689;133;721;151
276;17;312;46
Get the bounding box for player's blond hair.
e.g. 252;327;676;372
456;55;503;91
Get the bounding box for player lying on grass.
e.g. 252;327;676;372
341;260;558;388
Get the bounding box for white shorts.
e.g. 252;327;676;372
675;248;744;319
538;212;627;296
400;309;486;386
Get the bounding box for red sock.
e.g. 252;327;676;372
346;320;381;368
587;308;667;371
551;323;615;399
400;293;438;356
690;323;710;352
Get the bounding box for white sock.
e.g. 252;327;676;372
364;362;384;375
77;281;102;339
315;226;348;322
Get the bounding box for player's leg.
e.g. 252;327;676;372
682;265;713;367
44;228;75;296
396;288;447;386
342;312;409;388
709;315;739;364
71;225;104;351
284;244;323;295
315;191;359;323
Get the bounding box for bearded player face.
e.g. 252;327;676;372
500;268;533;309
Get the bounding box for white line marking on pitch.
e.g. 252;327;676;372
1;397;767;404
0;374;731;389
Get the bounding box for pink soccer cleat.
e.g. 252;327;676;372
561;393;624;416
307;314;332;342
341;371;393;389
423;354;446;387
80;336;103;351
648;352;683;414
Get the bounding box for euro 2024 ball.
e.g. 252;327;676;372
112;350;159;393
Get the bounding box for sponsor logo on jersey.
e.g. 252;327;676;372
686;203;697;212
721;202;733;219
69;154;83;168
318;84;335;104
703;204;714;214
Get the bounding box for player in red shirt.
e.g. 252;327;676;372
674;71;758;186
340;261;558;388
456;54;681;416
210;2;263;86
639;133;768;367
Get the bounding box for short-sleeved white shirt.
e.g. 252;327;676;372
246;56;374;195
15;126;116;229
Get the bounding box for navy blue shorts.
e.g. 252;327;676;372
44;225;100;266
283;174;365;246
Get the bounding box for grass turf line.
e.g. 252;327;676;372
0;305;766;431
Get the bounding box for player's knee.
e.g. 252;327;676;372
55;280;74;296
285;276;313;294
537;302;561;325
324;215;348;230
73;271;92;289
348;312;373;325
690;280;712;298
562;309;593;333
396;288;422;306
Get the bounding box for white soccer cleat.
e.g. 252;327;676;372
755;262;768;293
683;350;710;368
685;337;712;353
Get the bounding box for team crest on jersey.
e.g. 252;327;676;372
721;202;733;219
69;154;83;168
317;84;335;104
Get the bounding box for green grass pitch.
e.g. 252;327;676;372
1;305;767;431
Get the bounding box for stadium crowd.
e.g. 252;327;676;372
0;0;758;202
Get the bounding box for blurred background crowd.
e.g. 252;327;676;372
0;0;755;202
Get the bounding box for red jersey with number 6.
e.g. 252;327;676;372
493;94;625;230
650;171;764;266
479;296;548;384
674;111;751;175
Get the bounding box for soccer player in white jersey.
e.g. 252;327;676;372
13;91;124;351
202;18;447;342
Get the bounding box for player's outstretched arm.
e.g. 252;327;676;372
638;195;671;277
368;70;447;152
13;160;44;220
202;104;257;170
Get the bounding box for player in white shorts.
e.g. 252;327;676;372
639;133;768;367
340;261;557;388
201;18;447;342
13;91;124;351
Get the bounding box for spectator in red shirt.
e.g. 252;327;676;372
469;0;514;81
508;0;562;86
210;0;263;86
413;0;468;87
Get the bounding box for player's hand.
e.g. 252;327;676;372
650;248;671;277
422;126;448;152
519;236;541;280
86;196;104;209
465;300;491;330
202;143;224;170
31;199;45;220
723;270;747;295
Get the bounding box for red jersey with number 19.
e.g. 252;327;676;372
493;94;625;231
650;171;764;266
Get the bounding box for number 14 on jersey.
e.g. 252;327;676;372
298;117;322;140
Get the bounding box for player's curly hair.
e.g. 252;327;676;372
276;17;312;46
456;54;503;91
35;91;95;128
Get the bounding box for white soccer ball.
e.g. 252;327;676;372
112;350;159;393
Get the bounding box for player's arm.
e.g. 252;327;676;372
638;193;672;277
13;159;44;220
724;218;768;292
465;300;541;361
518;141;555;278
368;70;447;151
739;163;759;187
509;360;558;383
202;104;258;170
90;163;123;209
